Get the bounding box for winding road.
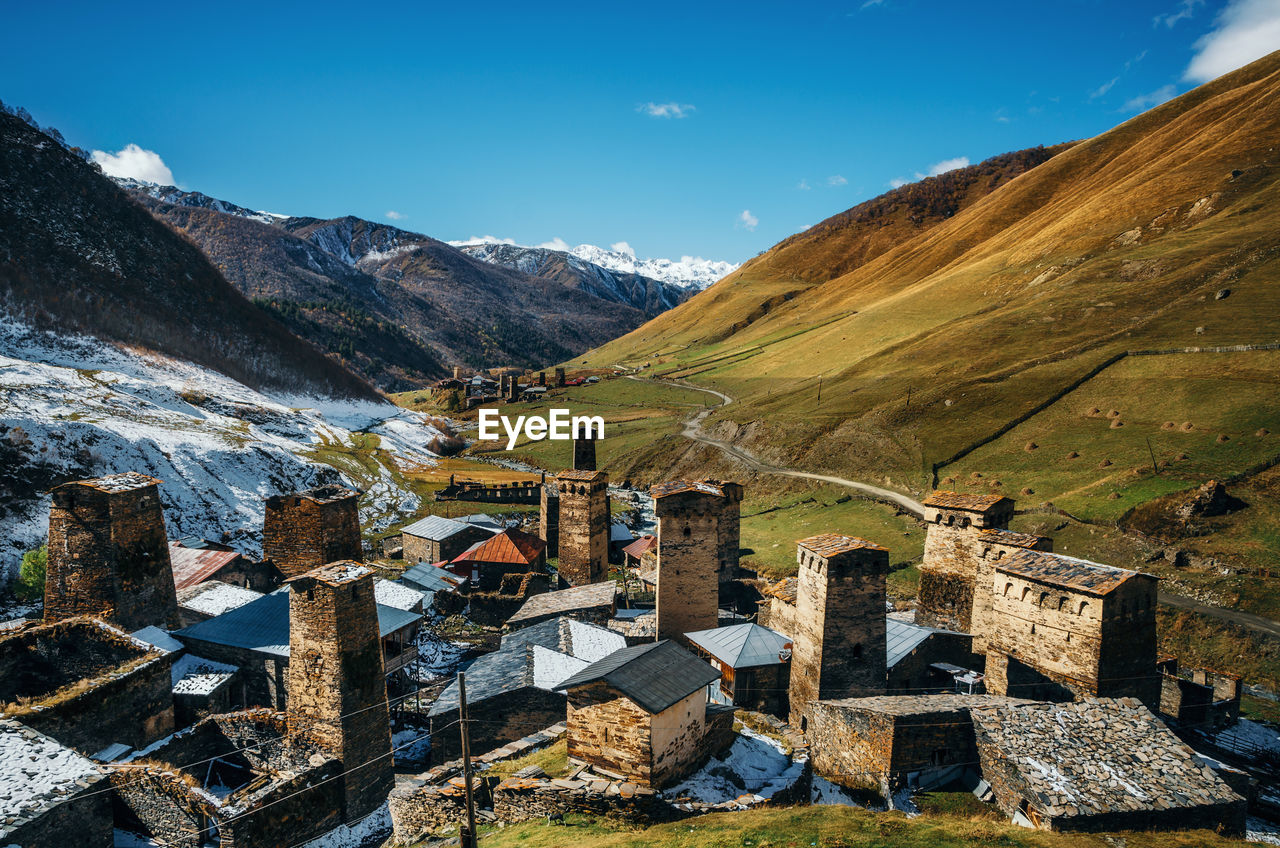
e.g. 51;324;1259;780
634;372;1280;647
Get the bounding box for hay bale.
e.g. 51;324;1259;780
1110;419;1124;429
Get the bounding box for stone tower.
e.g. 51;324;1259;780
790;534;889;731
554;367;566;387
287;562;392;822
539;479;560;558
572;434;597;472
556;469;609;585
703;479;743;585
44;473;180;631
263;485;362;579
652;481;725;642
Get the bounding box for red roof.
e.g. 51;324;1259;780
621;534;657;558
451;528;546;566
169;542;244;590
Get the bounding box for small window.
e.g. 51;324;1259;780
1021;587;1031;602
852;643;864;659
1079;601;1089;616
1004;582;1014;597
1038;592;1049;607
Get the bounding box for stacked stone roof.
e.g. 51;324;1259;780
796;534;886;557
997;549;1145;596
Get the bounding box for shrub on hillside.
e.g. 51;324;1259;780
12;545;46;603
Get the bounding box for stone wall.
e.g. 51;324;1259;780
404;526;493;566
651;690;718;789
45;476;180;631
557;471;609;586
262;486;362;578
790;540;888;730
887;630;974;695
286;565;393;821
566;681;654;785
709;481;743;586
540;484;560;558
654;491;721;642
467;573;553;627
915;567;974;634
429;687;566;764
4;780;113;848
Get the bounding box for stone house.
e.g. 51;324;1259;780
506;581;619;629
970;698;1246;834
984;549;1160;707
622;533;658;591
398;561;469;615
175;581;262;626
1159;657;1243;730
400;513;494;565
808;694;1031;796
429;617;625;762
0;718;113;848
685;622;791;717
448;527;548;590
885;618;974;695
0;617;174;755
558;640;732;789
262;485;363;579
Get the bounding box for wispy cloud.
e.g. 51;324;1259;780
386;210;405;220
827;174;848;186
1154;0;1204;27
797;179;812;190
1184;0;1280;83
1090;77;1120;100
737;209;759;231
889;177;910;188
638;102;695;119
91;144;174;184
860;0;886;8
918;157;969;178
1122;84;1178;111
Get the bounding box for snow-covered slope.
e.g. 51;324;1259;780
0;316;444;578
452;239;738;291
111;177;286;225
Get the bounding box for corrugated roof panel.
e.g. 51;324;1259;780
400;514;469;541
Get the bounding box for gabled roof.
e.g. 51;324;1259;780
996;549;1149;596
400;562;467;594
797;534;886;557
685;623;791;669
622;534;657;558
400;513;470;541
455;513;506;532
922;491;1013;512
886;618;966;668
178;582;262;618
174;591;421;657
506;582;617;625
452;528;546;566
429;643;588;716
556;640;720;713
169;543;244;590
501;616;627;663
610;522;635;544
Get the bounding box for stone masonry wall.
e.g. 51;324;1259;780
540;484;560;558
655;493;720;642
429;687;566;764
4;780;113;848
567;682;654;785
263;488;362;578
558;473;609;586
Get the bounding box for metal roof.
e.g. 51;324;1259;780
400;514;470;541
885;618;965;669
610;522;635;544
173;590;420;658
501;617;626;662
506;582;617;625
168;544;244;590
621;535;657;558
400;562;467;594
556;640;720;713
684;623;791;669
451;528;545;566
996;549;1148;596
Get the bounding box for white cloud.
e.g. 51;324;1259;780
737;209;759;231
827;174;848;186
1154;0;1204;27
537;237;572;251
638;102;695;119
1090;77;1120;99
449;235;519;246
889;177;910;188
1122;84;1179;111
797;179;811;190
609;241;636;257
1184;0;1280;83
386;210;405;220
90;144;174;184
860;0;886;8
912;157;969;180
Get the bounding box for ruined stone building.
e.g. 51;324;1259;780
984;549;1160;707
1;718;113;848
685;622;792;716
506;581;619;629
1159;657;1243;731
557;469;610;586
0;617;174;755
971;698;1245;834
558;640;733;789
790;534;890;730
262;485;363;578
651;481;725;641
400;513;494;565
44;473;180;631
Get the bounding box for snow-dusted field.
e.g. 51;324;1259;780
666;727;806;804
0;316;445;579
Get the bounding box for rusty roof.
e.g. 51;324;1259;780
759;577;798;605
57;472;160;493
452;528;546;566
168;543;244;590
797;534;887;557
996;549;1150;596
649;480;725;499
621;535;657;558
922;491;1013;512
978;528;1049;550
557;469;607;482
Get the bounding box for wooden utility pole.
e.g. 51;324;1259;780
905;386;912;411
816;376;822;406
458;672;478;848
1147;437;1159;475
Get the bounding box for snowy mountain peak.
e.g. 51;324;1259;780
111;177;287;226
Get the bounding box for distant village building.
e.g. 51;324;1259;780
176;581;263;626
400;513;495;564
397;561;469;616
559;640;733;789
651;481;726;642
573;433;597;471
685;622;792;716
0;719;113;847
506;581;619;629
262;485;363;578
44;473;180;631
622;533;658;590
790;534;890;730
448;527;548;589
539;478;560;557
557;469;610;585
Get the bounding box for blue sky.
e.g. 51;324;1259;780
3;0;1278;262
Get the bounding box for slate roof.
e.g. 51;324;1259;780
375;579;426;611
501;616;628;663
556;640;720;713
58;472;158;493
401;513;471;541
452;528;546;566
429;644;588;716
0;719;105;833
978;528;1050;550
996;549;1148;596
886;618;967;668
650;479;724;499
685;623;791;669
922;491;1013;512
178;582;263;617
622;534;658;558
759;577;798;605
174;590;421;657
400;562;467;594
970;698;1242;820
797;534;887;557
168;543;243;590
558;469;607;483
507;582;618;626
819;693;1030;717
